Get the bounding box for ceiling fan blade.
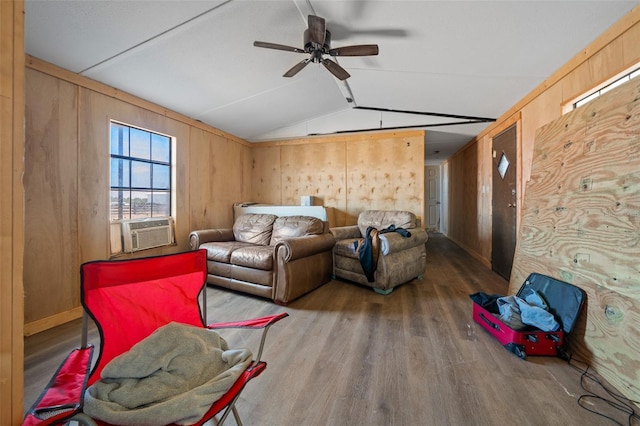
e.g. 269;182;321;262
283;58;311;78
308;15;326;46
254;41;305;54
328;25;409;41
321;58;350;80
329;44;379;57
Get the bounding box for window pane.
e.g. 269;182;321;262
152;134;170;162
601;77;628;94
152;191;170;217
152;164;170;189
575;92;599;108
130;128;151;159
110;189;130;221
131;161;151;188
109;122;172;224
572;64;640;110
110;158;130;188
131;191;150;219
110;124;129;156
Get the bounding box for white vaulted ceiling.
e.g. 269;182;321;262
24;0;639;164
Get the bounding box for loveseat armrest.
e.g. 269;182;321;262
189;228;235;249
379;227;428;255
276;232;336;262
330;225;361;240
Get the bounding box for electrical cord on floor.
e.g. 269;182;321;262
563;353;639;425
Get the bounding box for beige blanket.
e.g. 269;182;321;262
84;322;252;426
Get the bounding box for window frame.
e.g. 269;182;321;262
564;63;640;113
109;120;175;222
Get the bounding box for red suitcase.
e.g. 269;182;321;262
471;273;586;359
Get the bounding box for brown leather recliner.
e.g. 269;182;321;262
331;210;428;294
189;214;335;305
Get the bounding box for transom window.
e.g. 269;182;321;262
109;122;173;221
571;65;640;110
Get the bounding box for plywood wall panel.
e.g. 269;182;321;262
560;61;594;107
210;133;249;226
462;144;479;250
446;155;463;242
446;143;480;256
280;141;346;211
23;70;79;323
251;145;281;205
189;127;216;230
1;1;25;421
622;22;640;65
172;125;192;250
588;35;626;88
476;134;492;261
511;75;640;405
77;88;110;262
521;83;563;187
188;128;248;230
345;135;423;223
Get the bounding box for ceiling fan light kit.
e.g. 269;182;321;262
254;14;379;80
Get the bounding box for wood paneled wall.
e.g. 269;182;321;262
444;5;640;408
1;1;25;422
23;63;251;334
251;132;425;227
446;6;640;266
23;58;424;335
512;75;640;406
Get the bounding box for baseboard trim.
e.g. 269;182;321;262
24;307;83;336
443;234;491;269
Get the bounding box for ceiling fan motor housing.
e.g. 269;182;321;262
304;29;331;54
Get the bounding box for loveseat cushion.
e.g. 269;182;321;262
357;210;416;236
269;215;324;245
200;241;254;263
233;214;277;245
230;245;275;270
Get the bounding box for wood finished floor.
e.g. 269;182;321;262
24;234;631;425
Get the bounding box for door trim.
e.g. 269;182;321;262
488;114;522;246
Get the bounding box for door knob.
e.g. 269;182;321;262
508;203;516;208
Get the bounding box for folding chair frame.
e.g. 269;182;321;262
23;250;287;426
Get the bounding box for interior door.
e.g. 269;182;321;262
492;124;517;281
425;166;441;232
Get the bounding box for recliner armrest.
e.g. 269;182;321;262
275;233;336;262
330;225;361;240
379;228;428;255
189;228;235;249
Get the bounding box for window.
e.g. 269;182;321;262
110;122;173;221
569;64;640;110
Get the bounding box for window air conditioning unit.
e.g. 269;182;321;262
121;217;175;253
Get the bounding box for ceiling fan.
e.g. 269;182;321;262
253;14;379;81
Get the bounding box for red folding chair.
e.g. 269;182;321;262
23;249;287;426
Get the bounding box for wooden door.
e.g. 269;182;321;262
491;124;517;280
425;166;441;231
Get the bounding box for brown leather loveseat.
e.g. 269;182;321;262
189;214;335;305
